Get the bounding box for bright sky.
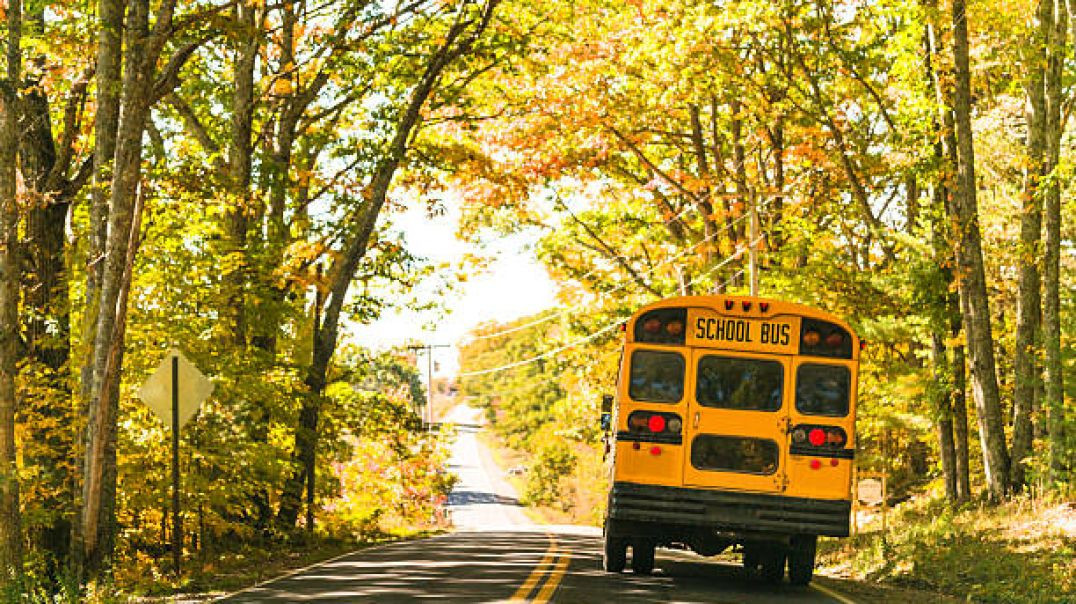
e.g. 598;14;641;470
347;202;558;377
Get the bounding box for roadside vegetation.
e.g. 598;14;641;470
819;496;1075;603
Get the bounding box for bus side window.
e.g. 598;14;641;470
628;350;685;403
795;364;851;416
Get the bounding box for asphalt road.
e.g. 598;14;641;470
219;407;857;603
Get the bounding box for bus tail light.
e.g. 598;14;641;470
628;411;682;435
666;416;682;433
792;424;848;450
809;459;822;470
648;414;666;433
650;446;662;456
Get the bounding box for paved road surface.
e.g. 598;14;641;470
219;407;856;603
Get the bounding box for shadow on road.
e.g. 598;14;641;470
553;533;839;603
447;489;522;507
221;531;559;603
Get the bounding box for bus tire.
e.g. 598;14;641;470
603;519;627;573
760;548;786;583
631;541;655;575
787;535;817;586
742;545;761;575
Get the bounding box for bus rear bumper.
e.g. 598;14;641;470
608;481;850;538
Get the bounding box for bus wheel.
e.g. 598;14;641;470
631;541;655;575
760;548;786;583
787;535;817;586
603;536;627;573
742;545;761;576
603;520;627;573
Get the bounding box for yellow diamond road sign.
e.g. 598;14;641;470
137;349;214;430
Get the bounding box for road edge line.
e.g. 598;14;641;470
212;532;456;602
811;581;859;604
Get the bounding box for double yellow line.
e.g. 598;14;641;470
508;532;571;603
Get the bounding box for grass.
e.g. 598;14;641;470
818;495;1076;603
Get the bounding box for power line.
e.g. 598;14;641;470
457;262;748;378
464;201;768;344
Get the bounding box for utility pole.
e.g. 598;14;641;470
408;344;450;428
749;192;759;297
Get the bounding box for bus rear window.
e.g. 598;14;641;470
691;435;779;475
628;350;684;403
796;364;851;416
696;356;783;411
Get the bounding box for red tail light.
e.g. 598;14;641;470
794;424;848;449
628;411;681;435
648;415;666;433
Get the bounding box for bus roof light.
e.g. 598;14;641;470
742;301;752;311
759;302;770;312
724;300;734;310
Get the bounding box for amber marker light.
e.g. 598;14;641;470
803;330;821;346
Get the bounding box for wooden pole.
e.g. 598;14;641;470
171;354;181;575
749;193;759;296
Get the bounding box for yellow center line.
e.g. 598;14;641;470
509;533;558;602
531;551;571;603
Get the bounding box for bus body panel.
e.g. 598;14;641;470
682;348;789;494
784;356;858;501
613;343;687;488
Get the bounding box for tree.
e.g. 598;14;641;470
0;0;23;588
77;0;210;579
275;0;502;529
948;0;1011;500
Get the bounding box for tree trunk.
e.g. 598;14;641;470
932;334;958;500
72;0;123;574
0;0;22;587
1012;0;1052;491
79;0;192;578
1044;0;1068;480
949;0;1011;501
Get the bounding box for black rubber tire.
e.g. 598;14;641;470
742;545;761;575
631;541;655;575
603;520;627;573
787;535;817;586
760;548;787;583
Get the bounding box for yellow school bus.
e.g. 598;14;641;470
600;295;859;585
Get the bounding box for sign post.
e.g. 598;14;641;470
137;349;214;575
855;471;888;543
171;356;180;574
